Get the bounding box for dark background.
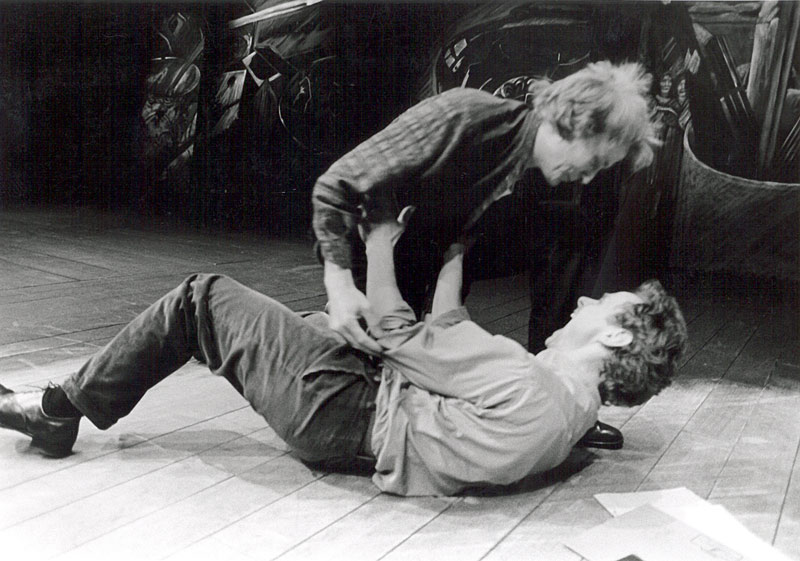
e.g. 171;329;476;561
1;2;753;236
0;2;461;231
0;3;158;208
0;2;652;230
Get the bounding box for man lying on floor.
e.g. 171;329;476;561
0;217;687;497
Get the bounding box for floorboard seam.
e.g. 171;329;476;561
0;419;274;532
54;451;296;560
374;496;462;560
0;403;253;493
166;470;333;560
269;490;383;561
475;484;563;561
769;367;800;547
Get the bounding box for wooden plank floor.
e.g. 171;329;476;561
1;206;799;561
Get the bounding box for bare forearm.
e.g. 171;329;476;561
365;236;405;319
431;251;464;318
324;259;356;295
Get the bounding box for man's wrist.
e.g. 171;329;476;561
365;237;392;256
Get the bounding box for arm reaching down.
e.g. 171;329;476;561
431;243;466;318
364;213;417;334
323;261;382;355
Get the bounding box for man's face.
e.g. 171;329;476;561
545;292;643;352
537;131;628;187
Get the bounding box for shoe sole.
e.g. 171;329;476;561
577;440;624;450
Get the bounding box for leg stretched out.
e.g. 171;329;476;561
2;274;377;463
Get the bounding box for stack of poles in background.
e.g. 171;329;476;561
748;0;800;180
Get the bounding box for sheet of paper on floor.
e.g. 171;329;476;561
594;486;706;517
566;487;794;561
565;504;754;561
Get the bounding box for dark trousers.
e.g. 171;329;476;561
62;274;376;464
466;193;593;352
350;185;603;353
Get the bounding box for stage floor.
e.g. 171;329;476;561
1;206;798;561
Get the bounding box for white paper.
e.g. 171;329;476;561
595;486;705;517
591;488;795;561
565;504;753;561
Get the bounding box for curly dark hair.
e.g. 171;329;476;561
598;280;688;406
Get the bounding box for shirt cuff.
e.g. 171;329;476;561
373;301;417;333
425;306;471;328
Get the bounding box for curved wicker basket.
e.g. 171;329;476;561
670;125;800;281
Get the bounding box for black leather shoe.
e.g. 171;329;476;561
577;421;623;450
0;384;80;457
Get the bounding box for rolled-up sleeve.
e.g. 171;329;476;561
425;307;471;328
373;299;417;340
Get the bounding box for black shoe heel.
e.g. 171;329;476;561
577;421;624;450
30;436;73;458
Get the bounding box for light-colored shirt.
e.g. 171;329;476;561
370;305;600;496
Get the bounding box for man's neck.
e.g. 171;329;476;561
535;347;603;392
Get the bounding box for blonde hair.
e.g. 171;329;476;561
532;61;659;172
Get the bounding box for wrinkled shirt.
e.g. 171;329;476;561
370;304;601;496
312;88;539;269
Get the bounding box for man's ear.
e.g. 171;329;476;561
598;327;633;348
